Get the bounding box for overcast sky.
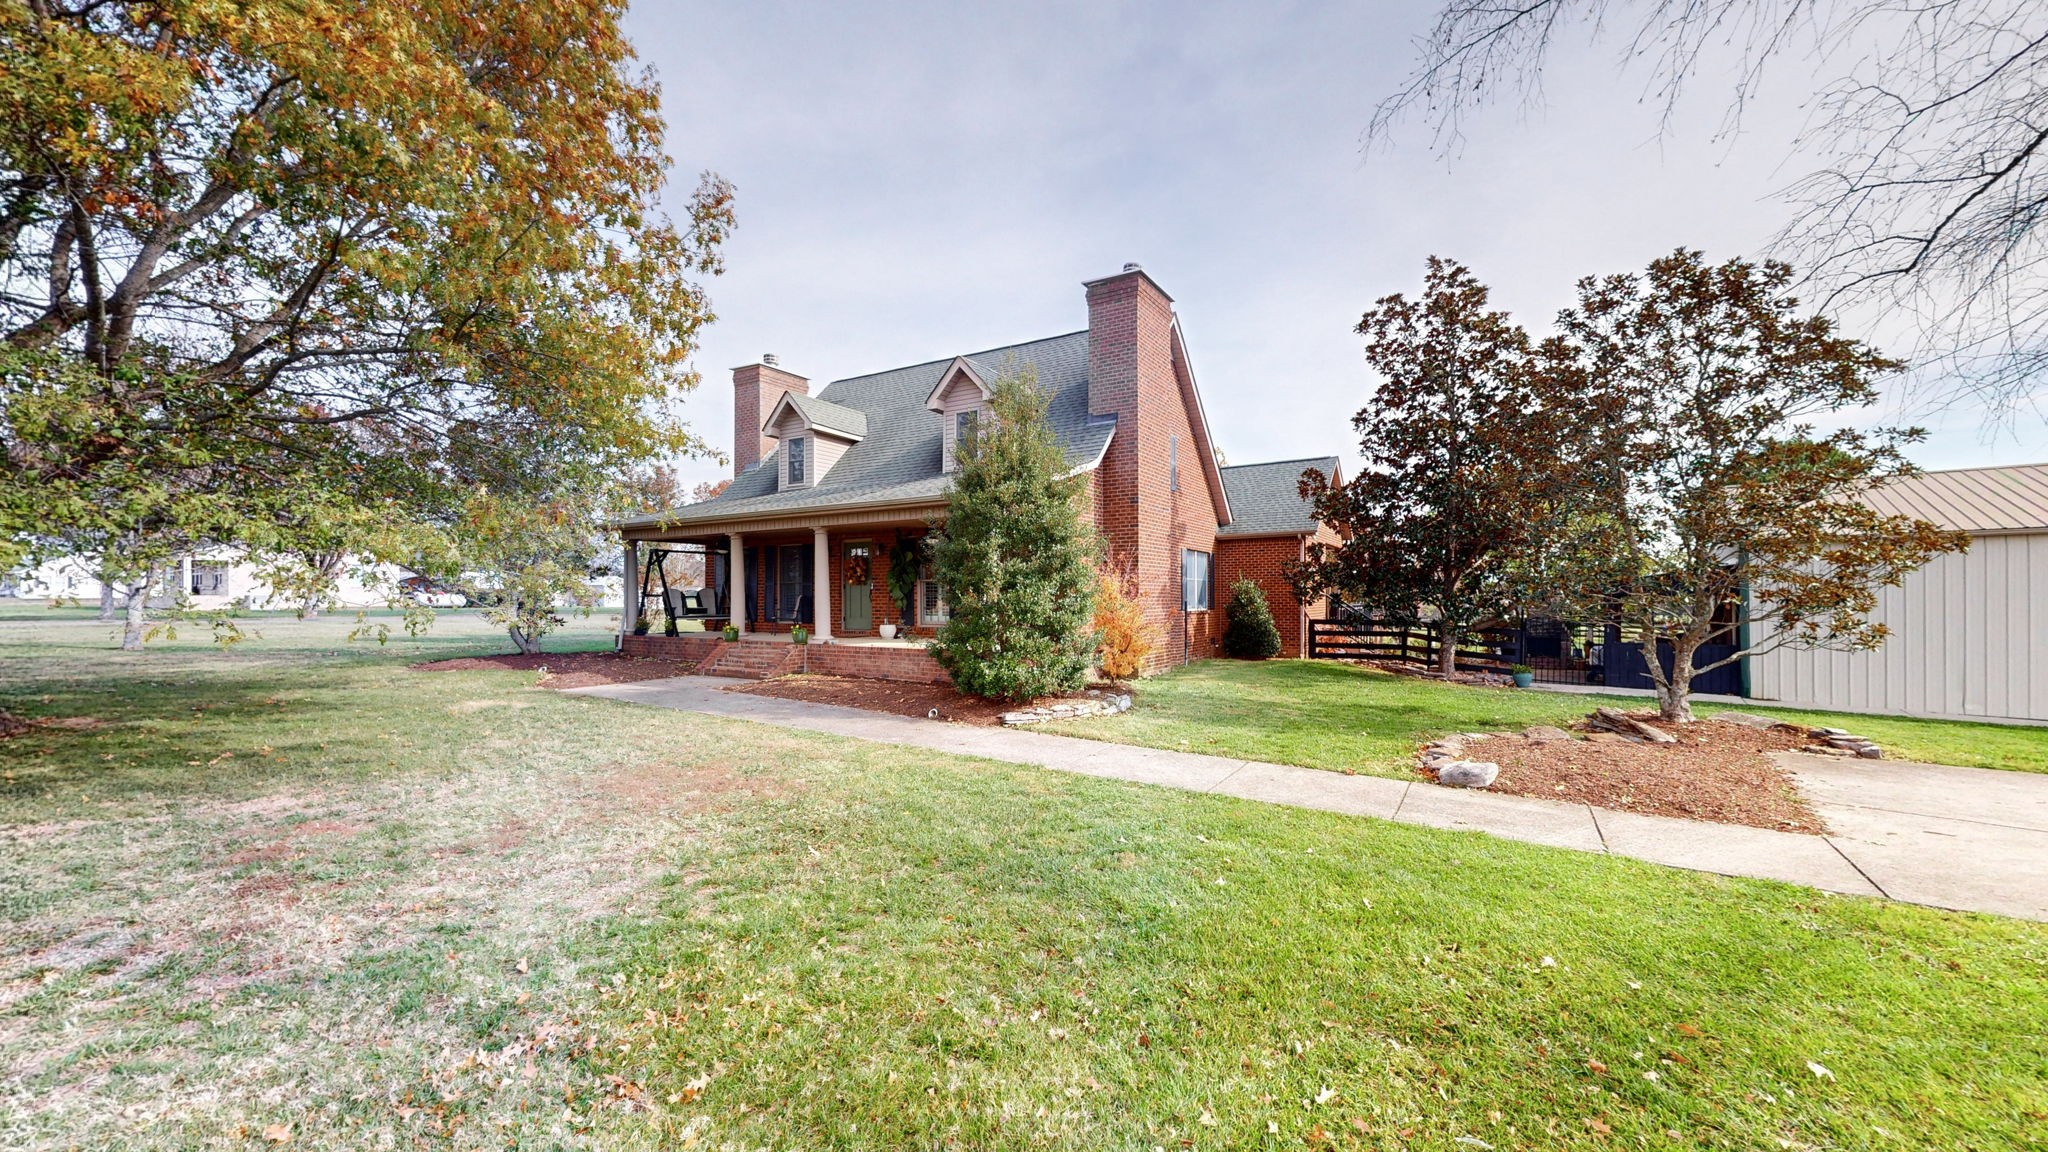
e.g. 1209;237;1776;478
626;0;2043;491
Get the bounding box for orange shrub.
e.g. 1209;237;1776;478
1091;564;1157;685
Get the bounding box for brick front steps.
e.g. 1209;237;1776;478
619;633;949;685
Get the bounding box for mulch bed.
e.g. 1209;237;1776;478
1448;715;1827;834
729;674;1113;726
410;651;695;690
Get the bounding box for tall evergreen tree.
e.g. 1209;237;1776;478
928;367;1096;701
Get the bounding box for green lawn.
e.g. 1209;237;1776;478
1055;658;2048;777
3;610;2045;1149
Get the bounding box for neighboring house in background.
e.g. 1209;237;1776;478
616;265;1341;679
1747;463;2048;724
6;550;407;612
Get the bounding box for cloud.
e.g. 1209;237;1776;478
629;0;2040;487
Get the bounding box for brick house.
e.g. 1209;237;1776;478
616;265;1341;682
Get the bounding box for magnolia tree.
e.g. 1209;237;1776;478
928;368;1097;701
1536;250;1970;721
1289;258;1576;676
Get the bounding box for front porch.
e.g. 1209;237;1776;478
619;631;950;685
619;510;953;684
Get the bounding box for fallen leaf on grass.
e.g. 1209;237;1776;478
1677;1023;1703;1037
1807;1061;1835;1081
1586;1117;1613;1135
261;1123;292;1144
1586;1060;1608;1074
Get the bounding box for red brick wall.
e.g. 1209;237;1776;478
1216;534;1315;658
1086;269;1221;670
620;633;725;664
806;642;951;685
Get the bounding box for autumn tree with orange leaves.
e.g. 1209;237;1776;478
0;0;733;648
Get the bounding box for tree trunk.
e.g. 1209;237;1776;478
1654;638;1698;722
97;581;116;621
300;551;342;619
1437;623;1458;677
119;567;154;651
508;625;541;656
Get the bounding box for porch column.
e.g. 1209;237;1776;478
180;555;192;597
618;539;639;650
811;526;832;641
728;533;746;637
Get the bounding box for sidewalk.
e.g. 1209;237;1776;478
565;676;2048;921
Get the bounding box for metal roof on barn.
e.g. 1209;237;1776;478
1858;463;2048;534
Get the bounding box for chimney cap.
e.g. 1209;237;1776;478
1122;262;1142;272
762;353;779;366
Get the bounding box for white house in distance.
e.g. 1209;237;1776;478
1747;463;2048;724
6;549;400;611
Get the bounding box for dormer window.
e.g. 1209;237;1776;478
786;436;807;485
929;357;993;474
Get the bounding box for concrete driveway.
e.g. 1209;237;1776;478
1776;752;2048;920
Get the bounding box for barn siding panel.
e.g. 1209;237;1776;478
1747;533;2047;723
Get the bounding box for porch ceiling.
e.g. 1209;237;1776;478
625;502;944;543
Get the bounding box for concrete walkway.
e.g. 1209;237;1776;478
566;677;2048;921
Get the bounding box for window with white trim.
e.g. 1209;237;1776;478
1181;548;1213;611
786;436;807;485
920;574;950;625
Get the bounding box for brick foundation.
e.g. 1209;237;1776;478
620;633;724;664
804;642;951;685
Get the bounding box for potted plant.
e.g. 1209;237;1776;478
632;612;650;636
878;621;898;640
792;624;811;645
721;623;739;642
1509;663;1535;688
886;539;922;638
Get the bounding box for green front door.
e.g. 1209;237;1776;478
842;540;873;632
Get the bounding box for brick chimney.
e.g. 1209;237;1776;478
1083;263;1174;421
731;356;808;476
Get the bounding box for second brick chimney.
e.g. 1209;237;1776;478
732;357;809;476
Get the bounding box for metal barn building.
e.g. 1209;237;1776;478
1747;463;2048;724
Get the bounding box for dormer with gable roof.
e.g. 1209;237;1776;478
925;356;993;473
762;391;867;490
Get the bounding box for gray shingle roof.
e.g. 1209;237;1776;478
774;392;869;440
627;331;1111;527
1216;456;1338;537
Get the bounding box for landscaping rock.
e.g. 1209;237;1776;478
1435;760;1500;788
1710;711;1778;729
999;689;1134;727
1521;725;1576;742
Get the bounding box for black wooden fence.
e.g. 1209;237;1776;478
1307;617;1746;696
1306;620;1518;673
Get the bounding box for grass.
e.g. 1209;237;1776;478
1055;659;2048;777
3;609;2046;1149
